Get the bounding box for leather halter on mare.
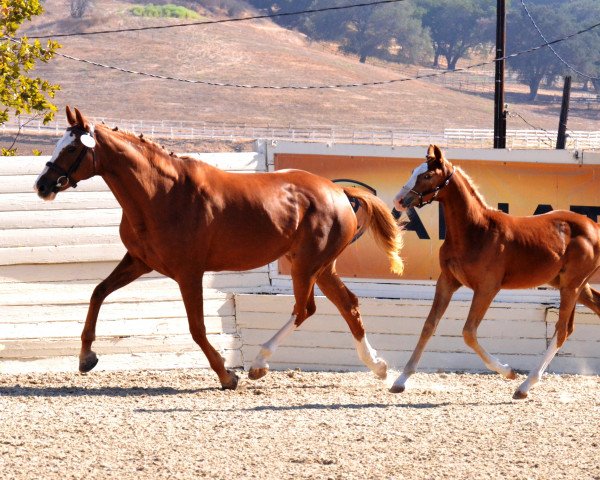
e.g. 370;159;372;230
45;127;95;192
410;157;455;208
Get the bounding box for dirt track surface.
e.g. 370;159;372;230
1;369;599;480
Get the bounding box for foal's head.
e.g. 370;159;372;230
35;106;97;201
393;144;454;211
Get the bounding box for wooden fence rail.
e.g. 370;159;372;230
3;118;599;150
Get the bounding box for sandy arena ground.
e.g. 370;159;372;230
0;369;598;480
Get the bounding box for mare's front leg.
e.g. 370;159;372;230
390;271;460;393
80;253;151;372
179;277;239;390
462;288;517;379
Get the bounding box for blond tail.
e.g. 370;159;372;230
343;187;404;275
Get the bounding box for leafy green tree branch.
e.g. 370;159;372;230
1;0;60;155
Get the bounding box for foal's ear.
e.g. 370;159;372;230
74;107;91;132
426;144;444;169
66;106;77;126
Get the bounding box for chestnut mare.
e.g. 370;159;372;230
35;107;404;390
392;145;600;399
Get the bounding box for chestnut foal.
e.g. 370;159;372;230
391;145;600;399
35;107;404;390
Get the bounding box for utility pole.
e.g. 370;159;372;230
494;0;507;149
556;76;572;149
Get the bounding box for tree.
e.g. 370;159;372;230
1;0;60;154
561;0;600;94
416;0;495;70
249;0;431;65
337;2;431;64
506;1;572;101
70;0;93;19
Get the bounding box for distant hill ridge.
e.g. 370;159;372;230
20;0;599;132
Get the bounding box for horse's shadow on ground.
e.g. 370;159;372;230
0;385;213;398
0;385;514;411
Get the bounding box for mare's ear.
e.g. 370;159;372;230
426;144;444;169
66;106;77;126
74;107;91;132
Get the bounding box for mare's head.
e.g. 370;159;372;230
35;106;97;201
393;144;454;212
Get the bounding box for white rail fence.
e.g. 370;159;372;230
3;118;599;150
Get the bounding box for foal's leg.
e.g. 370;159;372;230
316;265;387;379
462;288;517;379
179;277;238;390
514;287;579;399
79;253;151;372
390;272;461;393
248;270;317;380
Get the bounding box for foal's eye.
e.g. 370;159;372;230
424;173;433;180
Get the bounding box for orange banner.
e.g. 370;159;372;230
276;153;600;281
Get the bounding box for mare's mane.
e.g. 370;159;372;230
454;166;496;211
100;123;183;160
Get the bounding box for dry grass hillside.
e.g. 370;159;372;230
17;0;600;136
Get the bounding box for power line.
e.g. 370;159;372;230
23;19;600;90
508;110;555;148
520;0;599;81
27;0;407;39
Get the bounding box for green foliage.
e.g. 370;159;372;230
416;0;495;70
1;0;60;154
130;4;200;19
506;0;600;99
249;0;431;65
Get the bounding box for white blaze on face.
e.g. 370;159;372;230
393;162;428;210
34;129;77;188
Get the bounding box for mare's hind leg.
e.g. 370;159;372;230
514;286;579;399
79;253;151;372
248;271;317;380
576;283;600;318
316;265;387;379
391;271;460;393
179;277;238;390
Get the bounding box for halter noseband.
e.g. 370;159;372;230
45;128;95;192
410;161;455;208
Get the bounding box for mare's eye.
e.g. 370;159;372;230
66;146;77;153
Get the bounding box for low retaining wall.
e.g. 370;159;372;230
1;146;599;375
237;294;600;375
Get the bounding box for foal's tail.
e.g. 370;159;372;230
343;186;404;275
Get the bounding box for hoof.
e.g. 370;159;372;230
221;370;239;391
512;389;528;400
506;368;518;380
389;383;406;394
78;352;98;373
248;367;269;380
373;359;388;380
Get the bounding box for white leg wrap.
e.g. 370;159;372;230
484;357;514;378
392;371;411;391
354;337;387;379
251;315;296;370
517;335;559;395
